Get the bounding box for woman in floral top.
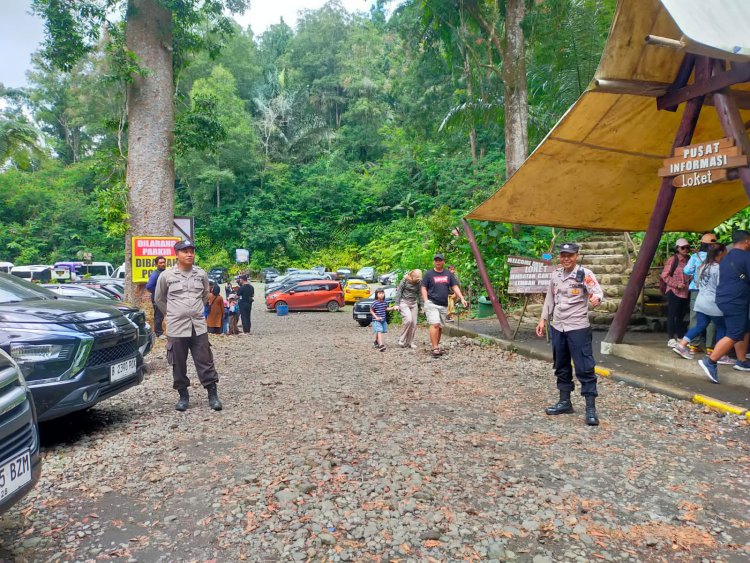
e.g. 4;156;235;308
661;238;691;347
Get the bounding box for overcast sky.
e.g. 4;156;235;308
0;0;388;89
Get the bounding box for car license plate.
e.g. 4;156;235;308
357;314;367;319
111;357;137;382
0;450;31;500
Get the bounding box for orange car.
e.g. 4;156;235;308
265;280;344;312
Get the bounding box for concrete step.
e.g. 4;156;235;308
584;255;629;266
580;241;626;251
586;263;632;275
582;236;626;243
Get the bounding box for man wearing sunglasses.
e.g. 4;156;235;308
683;232;718;354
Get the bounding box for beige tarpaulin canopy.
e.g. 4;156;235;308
467;0;750;232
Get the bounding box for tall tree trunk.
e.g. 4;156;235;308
124;0;175;305
464;54;478;165
502;0;528;180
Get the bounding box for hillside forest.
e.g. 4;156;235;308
1;0;648;299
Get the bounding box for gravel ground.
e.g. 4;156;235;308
1;303;749;562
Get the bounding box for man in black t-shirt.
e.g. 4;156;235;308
237;275;254;334
421;253;467;357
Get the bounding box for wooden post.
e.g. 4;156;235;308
605;58;710;345
712;68;750;200
513;295;529;340
461;218;513;339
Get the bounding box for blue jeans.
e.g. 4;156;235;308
684;312;725;343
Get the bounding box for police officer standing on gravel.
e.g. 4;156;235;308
536;243;604;425
155;240;223;412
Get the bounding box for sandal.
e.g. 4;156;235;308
431;348;442;357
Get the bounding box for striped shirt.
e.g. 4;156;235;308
370;300;388;321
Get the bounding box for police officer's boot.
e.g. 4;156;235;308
585;396;599;426
175;388;189;412
545;390;574;415
206;383;223;411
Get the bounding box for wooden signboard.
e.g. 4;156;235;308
657;137;747;187
508;264;556;294
506;255;551;267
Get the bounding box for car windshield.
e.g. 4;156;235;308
0;273;58;303
79;265;109;276
350;283;368;290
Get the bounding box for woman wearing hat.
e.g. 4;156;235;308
661;238;691;348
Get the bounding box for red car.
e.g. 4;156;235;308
265;280;344;312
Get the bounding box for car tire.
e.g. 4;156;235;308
327;301;340;313
357;320;371;327
275;300;287;311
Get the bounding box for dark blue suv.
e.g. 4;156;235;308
0;273;145;422
0;348;41;513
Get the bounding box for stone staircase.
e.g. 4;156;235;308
520;233;658;330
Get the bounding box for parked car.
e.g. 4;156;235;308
0;348;42;513
208;267;229;284
265;280;344;312
352;286;397;327
285;268;301;275
0;263;13;275
113;263;126;279
261;268;280;283
52;262;83;281
343;278;371;304
265;271;324;295
42;284;154;358
0;273;145;422
336;268;352;279
77;262;115;279
356;267;378;283
378;270;400;285
10;265;53;283
311;265;326;275
69;280;125;301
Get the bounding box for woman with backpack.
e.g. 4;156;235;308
672;244;730;362
661;238;691;348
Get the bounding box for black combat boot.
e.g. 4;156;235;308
175;388;189;411
545;391;574;415
206;383;223;411
585;396;599;426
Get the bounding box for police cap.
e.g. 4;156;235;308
174;239;196;252
557;242;580;254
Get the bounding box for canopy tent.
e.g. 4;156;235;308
466;0;750;232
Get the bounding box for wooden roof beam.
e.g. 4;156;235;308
657;61;750;110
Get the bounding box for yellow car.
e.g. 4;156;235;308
343;278;371;304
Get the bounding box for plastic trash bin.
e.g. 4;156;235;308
477;296;494;318
276;303;289;316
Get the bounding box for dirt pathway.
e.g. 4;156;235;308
1;306;748;562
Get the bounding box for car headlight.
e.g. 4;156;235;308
8;333;93;384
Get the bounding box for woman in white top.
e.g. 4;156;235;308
673;244;728;361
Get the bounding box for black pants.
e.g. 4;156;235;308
166;329;219;390
666;291;690;339
152;301;164;337
240;303;252;333
551;326;598;397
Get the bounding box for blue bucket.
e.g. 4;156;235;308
276;303;289;316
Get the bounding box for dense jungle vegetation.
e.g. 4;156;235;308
1;0;621;298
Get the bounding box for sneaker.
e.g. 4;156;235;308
373;341;380;348
672;343;693;360
379;345;386;352
667;339;678;348
699;357;719;384
717;355;735;365
733;360;750;371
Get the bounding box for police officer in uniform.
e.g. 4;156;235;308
535;243;604;425
155;240;223;412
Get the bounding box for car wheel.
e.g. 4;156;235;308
357;320;371;327
275;300;287;311
327;300;340;312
